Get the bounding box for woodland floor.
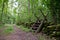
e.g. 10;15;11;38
0;24;54;40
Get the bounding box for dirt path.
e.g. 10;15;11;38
5;25;38;40
0;24;55;40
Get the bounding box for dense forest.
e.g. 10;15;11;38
0;0;60;40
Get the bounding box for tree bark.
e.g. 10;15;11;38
36;19;44;33
1;0;4;22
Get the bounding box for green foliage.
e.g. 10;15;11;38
41;0;60;24
17;25;30;32
0;0;60;39
0;24;13;35
2;26;13;35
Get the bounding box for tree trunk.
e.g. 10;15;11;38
1;0;4;22
36;19;44;33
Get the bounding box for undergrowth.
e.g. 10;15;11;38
17;25;30;32
0;24;14;35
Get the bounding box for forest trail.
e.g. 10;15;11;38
4;24;38;40
0;24;53;40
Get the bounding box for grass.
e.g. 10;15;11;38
0;24;4;28
2;26;13;35
0;24;14;35
17;25;30;32
38;36;45;40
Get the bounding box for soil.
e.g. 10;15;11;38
0;24;54;40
